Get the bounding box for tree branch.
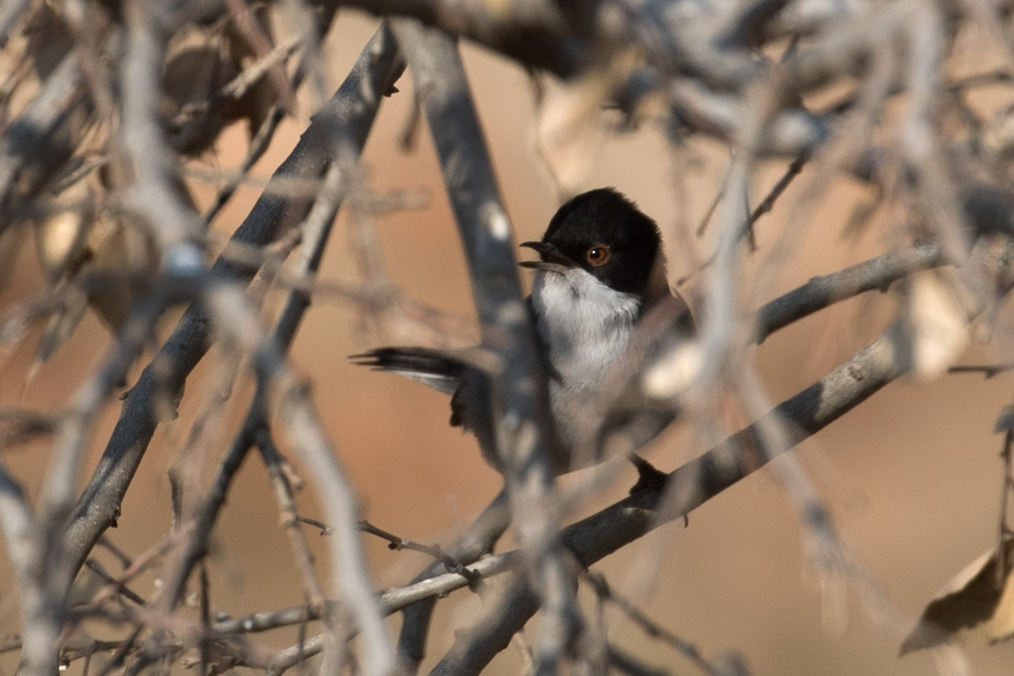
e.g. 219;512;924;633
59;18;404;617
425;239;1012;675
392;18;578;675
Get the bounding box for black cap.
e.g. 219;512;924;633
521;188;662;296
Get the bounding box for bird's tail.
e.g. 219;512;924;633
349;347;467;394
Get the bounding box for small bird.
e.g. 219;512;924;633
353;188;696;478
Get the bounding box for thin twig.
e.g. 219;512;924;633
200;8;340;227
223;0;297;113
296;515;333;535
83;560;147;606
582;572;724;676
358;519;484;584
258;429;329;609
748;153;808;228
949;363;1014;378
60;21;404;609
996;410;1014;584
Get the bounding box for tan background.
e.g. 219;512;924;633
2;12;1014;676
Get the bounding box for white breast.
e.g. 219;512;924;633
530;268;641;452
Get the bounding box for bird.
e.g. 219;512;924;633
352;188;697;481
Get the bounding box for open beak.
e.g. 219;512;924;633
519;241;576;273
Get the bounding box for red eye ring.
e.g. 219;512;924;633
586;244;611;267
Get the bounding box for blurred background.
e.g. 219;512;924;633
2;10;1014;676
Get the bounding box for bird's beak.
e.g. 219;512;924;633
519;241;576;273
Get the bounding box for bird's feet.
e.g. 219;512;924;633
628;454;669;494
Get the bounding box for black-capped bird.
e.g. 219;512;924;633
353;188;697;480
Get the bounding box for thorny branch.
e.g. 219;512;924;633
2;0;1014;675
391;18;580;676
425;251;1012;676
174;237;999;675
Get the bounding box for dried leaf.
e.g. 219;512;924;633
162;22;237;155
224;5;280;139
34;160;162;333
23;1;73;80
902;538;1014;654
908;270;969;379
83;212;157;330
25;177;95;386
34;177;93;281
162;8;284;154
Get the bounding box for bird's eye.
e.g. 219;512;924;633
585;244;611;267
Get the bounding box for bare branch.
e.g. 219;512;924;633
0;49;88;230
60;18;403;617
392;18;580;674
755;241;944;341
425;238;1012;675
4;0;1014;672
259;430;329;609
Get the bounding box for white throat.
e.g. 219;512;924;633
530;268;641;393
